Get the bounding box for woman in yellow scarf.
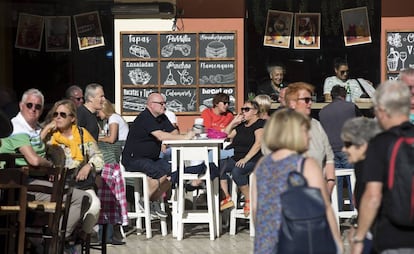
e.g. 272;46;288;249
42;99;103;240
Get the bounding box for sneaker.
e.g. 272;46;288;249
151;201;168;218
220;196;234;211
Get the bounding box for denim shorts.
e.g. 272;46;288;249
124;158;171;179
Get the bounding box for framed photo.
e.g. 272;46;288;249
341;7;372;46
15;13;44;51
73;11;105;50
263;10;294;48
294;13;320;49
45;16;71;52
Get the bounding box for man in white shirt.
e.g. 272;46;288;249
323;58;375;102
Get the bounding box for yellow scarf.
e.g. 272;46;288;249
50;125;95;162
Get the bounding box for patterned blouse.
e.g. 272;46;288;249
254;153;303;254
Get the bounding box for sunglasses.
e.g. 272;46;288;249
26;102;42;111
152;101;166;106
297;97;312;104
53;111;73;119
72;96;84;102
241;107;254;112
340;70;349;75
222;101;230;105
343;141;355;148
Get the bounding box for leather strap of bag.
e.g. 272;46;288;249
355;78;370;97
299;157;306;174
78;126;85;157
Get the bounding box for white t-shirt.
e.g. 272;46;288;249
323;76;375;101
108;113;129;141
164;110;177;125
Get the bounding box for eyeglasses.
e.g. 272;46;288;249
222;101;230;105
241;107;253;112
340;70;349;75
53;111;73;119
25;102;42;111
151;101;166;106
343;141;355;148
297;97;312;104
71;96;84;101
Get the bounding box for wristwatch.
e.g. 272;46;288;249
89;162;95;169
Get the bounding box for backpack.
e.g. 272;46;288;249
386;129;414;227
277;158;337;254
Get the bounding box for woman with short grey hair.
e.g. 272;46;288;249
341;117;381;254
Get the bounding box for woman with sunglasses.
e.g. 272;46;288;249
42;99;104;240
219;100;265;216
285;82;336;195
341;117;381;254
200;92;234;132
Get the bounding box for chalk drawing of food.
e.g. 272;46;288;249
161;43;191;57
129;45;150;59
167;99;185;112
164;69;177;85
177;69;194;85
128;68;152;85
205;41;227;58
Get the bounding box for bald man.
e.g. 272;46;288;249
122;93;194;217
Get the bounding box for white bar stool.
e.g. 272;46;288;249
120;162;168;238
176;146;219;240
331;168;358;230
229;174;255;237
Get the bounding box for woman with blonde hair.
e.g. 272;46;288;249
42;99;104;240
252;109;342;254
253;94;272;120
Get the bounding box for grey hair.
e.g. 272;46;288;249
398;67;414;80
21;88;44;106
84;83;103;103
341;117;381;146
65;85;82;98
267;64;285;74
373;80;410;117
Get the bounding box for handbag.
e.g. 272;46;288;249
277;158;337;254
75;126;96;190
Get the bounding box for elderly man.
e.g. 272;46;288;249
285;82;336;195
351;81;414;254
65;85;84;108
256;64;287;102
398;67;414;123
122;92;194;217
0;88;90;241
77;83;105;141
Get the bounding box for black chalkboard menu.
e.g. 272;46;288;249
385;31;414;80
120;31;237;115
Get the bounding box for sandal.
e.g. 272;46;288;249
243;199;250;217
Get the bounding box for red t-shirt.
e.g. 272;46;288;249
200;108;234;131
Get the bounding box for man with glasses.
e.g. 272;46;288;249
77;83;105;141
65;85;84;107
122;92;194;217
398;67;414;123
323;57;374;102
285;82;336;195
351;81;414;254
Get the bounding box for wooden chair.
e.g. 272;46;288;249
0;167;28;254
25;166;75;254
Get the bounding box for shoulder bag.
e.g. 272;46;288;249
277;158;337;254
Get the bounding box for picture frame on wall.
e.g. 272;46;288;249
294;13;320;49
45;16;71;52
341;7;372;46
73;11;105;50
263;10;294;49
15;13;44;51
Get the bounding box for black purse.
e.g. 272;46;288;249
277;158;337;254
74;126;96;190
